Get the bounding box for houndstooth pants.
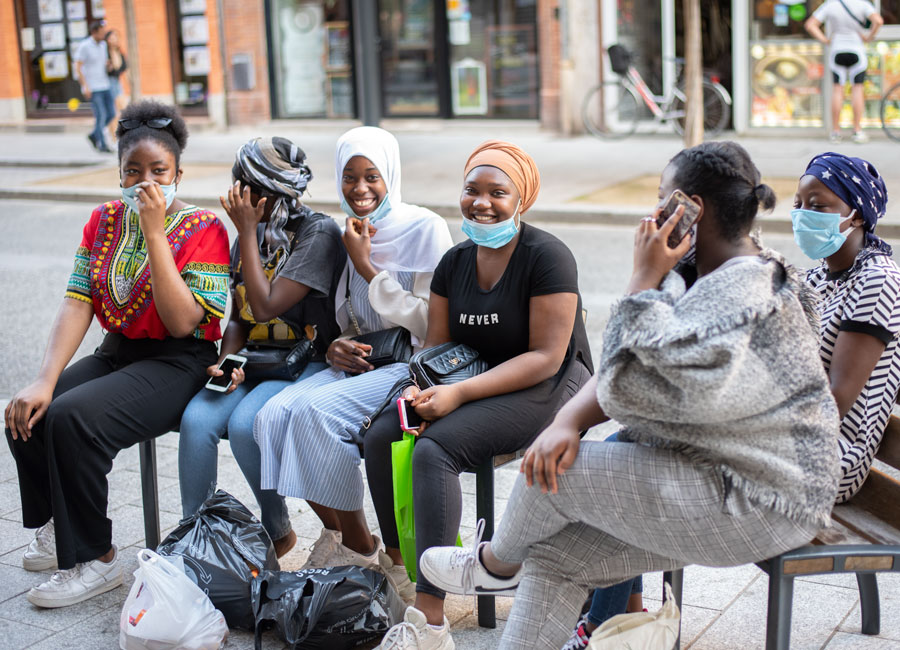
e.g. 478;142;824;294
491;441;820;650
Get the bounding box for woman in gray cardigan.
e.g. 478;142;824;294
416;141;842;650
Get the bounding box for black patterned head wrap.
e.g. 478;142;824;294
804;152;891;255
232;136;314;273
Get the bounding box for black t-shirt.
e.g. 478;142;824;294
431;221;592;372
231;211;346;361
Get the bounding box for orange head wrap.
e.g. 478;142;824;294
463;140;541;214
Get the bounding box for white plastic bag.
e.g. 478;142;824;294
119;549;228;650
588;582;681;650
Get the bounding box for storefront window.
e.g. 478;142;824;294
269;0;354;118
615;0;663;94
751;0;824;40
750;41;824;126
839;40;900;127
168;0;211;113
447;0;539;118
14;0;106;115
379;0;439;116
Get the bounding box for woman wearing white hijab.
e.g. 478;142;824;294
254;127;452;597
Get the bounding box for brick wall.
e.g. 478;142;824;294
134;0;175;99
0;3;25;102
219;0;271;125
538;0;561;130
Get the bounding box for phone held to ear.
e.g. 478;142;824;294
397;397;424;433
656;189;702;248
205;354;247;392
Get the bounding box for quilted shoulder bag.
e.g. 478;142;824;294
239;338;314;382
408;342;488;388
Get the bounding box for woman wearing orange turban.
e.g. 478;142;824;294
364;141;594;649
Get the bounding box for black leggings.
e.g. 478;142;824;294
6;333;215;569
363;362;591;598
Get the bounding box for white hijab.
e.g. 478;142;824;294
335;126;449;274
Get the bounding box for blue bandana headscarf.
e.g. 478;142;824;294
803;152;891;255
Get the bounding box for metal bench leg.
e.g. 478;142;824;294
663;569;684;650
475;459;496;629
139;439;161;550
765;562;795;650
856;573;880;635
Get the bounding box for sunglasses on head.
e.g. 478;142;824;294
118;117;173;131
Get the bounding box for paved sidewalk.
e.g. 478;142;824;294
2;123;900;235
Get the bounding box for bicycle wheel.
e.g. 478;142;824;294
882;81;900;142
671;81;730;136
582;81;641;139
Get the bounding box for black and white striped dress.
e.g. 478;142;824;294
807;248;900;503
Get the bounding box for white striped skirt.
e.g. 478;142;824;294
253;363;408;511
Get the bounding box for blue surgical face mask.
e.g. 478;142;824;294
790;208;857;260
461;201;522;249
121;182;178;215
341;193;392;224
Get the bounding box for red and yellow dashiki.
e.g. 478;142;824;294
65;201;230;341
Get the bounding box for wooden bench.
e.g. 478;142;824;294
668;413;900;650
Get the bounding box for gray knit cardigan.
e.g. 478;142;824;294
597;250;841;527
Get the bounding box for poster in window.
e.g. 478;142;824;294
40;51;69;81
38;0;64;22
41;23;66;50
68;20;88;40
183;46;211;76
91;0;105;17
66;0;87;21
325;22;350;69
179;0;206;15
451;58;487;115
181;16;209;45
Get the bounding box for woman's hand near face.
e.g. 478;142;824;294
627;206;692;294
220;181;267;236
327;338;374;374
342;217;379;282
135;181;168;236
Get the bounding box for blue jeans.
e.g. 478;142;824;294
89;89;115;148
178;361;327;540
586;576;643;627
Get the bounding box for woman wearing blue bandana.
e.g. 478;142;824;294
792;152;900;502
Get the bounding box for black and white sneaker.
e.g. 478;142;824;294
419;519;519;597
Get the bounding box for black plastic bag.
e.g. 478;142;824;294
251;566;406;649
157;489;279;630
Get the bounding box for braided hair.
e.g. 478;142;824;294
669;142;775;242
115;100;189;168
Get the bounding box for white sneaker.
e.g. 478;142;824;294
829;131;842;143
379;606;455;650
852;131;870;144
380;551;417;604
27;545;123;608
328;534;383;571
300;528;343;570
419;519;520;597
23;520;57;572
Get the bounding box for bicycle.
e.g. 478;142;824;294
582;44;732;139
882;80;900;142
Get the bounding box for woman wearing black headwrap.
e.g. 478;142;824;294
792;152;900;503
178;137;346;556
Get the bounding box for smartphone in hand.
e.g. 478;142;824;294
205;354;247;392
397;397;424;432
656;189;702;248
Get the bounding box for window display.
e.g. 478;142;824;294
750;41;825;127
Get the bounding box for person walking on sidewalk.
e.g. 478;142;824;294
4;100;230;609
805;0;884;144
74;20;114;153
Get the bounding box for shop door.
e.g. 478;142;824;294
379;0;443;116
14;0;104;116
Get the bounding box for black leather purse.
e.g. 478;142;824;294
353;327;412;368
408;342;489;388
239;339;314;381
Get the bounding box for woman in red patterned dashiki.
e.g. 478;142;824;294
4;100;230;609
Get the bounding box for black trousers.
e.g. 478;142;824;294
6;333;216;569
363;361;591;599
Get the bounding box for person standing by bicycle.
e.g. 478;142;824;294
805;0;884;144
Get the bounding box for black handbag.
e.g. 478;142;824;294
344;271;412;368
357;342;488;437
408;342;489;388
239;339;314;382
